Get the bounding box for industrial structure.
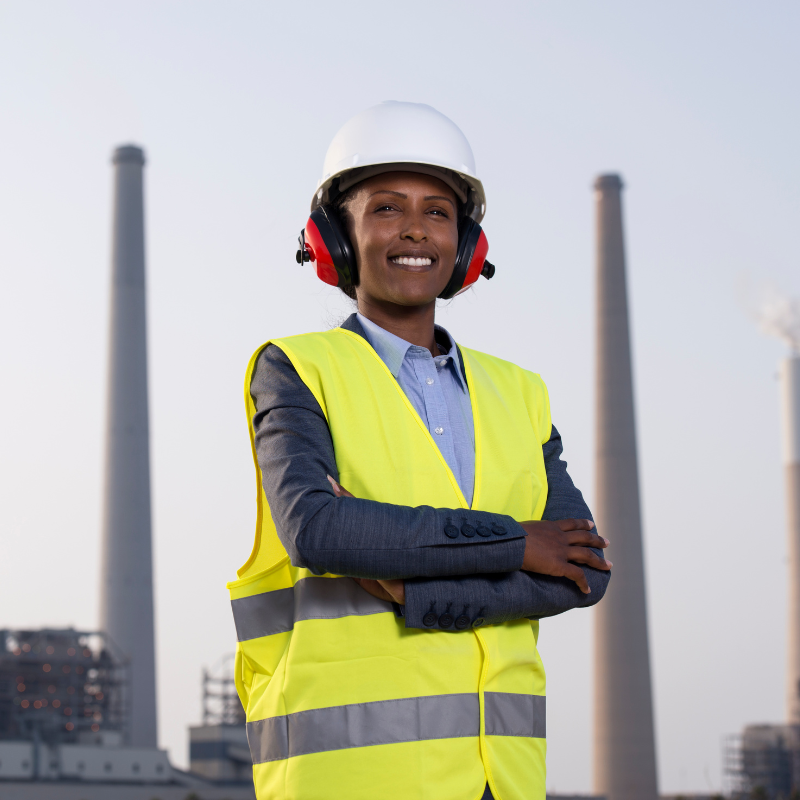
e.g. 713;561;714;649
725;725;800;799
0;629;126;746
592;174;660;800
0;146;254;799
782;354;800;726
189;655;251;783
99;144;158;749
724;348;800;799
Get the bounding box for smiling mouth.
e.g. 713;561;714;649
390;256;434;267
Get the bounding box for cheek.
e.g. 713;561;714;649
352;224;390;275
439;229;459;267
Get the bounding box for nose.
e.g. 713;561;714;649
400;208;427;242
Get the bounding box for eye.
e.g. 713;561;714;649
428;207;450;218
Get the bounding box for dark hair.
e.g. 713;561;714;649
331;187;358;300
329;180;466;302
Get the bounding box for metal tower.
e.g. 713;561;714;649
99;145;157;747
592;174;658;800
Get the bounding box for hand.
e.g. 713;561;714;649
353;577;406;605
520;519;611;595
327;475;407;605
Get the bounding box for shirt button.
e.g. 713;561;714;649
426;377;434;385
492;524;507;536
461;524;476;538
444;524;460;539
438;360;446;367
455;616;470;630
423;612;438;627
476;526;492;537
472;617;485;628
434;426;444;435
438;613;454;629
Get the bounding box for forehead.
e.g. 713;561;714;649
352;171;457;203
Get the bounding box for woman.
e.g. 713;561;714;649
228;102;611;800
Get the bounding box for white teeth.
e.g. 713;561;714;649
392;257;432;266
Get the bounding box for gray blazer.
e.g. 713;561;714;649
250;313;609;630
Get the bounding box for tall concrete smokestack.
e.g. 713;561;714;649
99;145;157;748
782;355;800;723
592;174;658;800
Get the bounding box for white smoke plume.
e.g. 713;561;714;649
754;284;800;354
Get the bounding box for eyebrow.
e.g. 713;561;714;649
369;190;456;208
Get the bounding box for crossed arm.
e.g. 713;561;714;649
252;344;611;630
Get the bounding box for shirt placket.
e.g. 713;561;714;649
409;349;459;476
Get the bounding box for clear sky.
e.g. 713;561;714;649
1;0;799;793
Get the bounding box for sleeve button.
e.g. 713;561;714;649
438;613;454;629
472;617;485;628
460;524;476;538
444;524;460;539
476;525;492;537
455;615;470;630
423;612;438;627
491;524;507;536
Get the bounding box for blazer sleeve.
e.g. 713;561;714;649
402;425;611;630
251;344;527;580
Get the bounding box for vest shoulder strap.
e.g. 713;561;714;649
460;345;552;445
237;329;364;579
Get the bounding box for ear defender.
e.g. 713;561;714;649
296;207;495;296
437;217;495;300
296;206;357;288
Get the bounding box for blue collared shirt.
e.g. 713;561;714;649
356;313;475;505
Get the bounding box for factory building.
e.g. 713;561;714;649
0;629;251;797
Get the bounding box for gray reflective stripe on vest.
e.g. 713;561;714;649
247;692;545;764
231;576;393;642
485;691;546;739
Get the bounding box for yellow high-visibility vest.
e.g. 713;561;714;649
227;327;552;800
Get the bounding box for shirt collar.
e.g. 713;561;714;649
355;313;467;392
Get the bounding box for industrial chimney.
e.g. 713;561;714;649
782;355;800;723
99;145;158;748
592;174;659;800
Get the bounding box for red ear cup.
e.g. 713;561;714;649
438;218;495;299
458;228;489;295
297;206;357;288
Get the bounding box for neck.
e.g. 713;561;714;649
356;296;437;355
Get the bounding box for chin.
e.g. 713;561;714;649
384;276;446;307
386;287;441;307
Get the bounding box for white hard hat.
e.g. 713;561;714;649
313;101;486;223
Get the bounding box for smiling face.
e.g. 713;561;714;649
341;171;460;309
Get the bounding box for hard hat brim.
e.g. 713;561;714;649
313;161;486;223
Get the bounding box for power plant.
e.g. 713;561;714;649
12;150;797;799
592;174;660;800
725;328;800;799
0;146;254;799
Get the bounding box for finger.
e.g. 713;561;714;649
353;578;394;603
556;518;595;533
378;579;405;605
566;546;613;570
564;564;591;594
566;531;609;549
327;474;355;498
